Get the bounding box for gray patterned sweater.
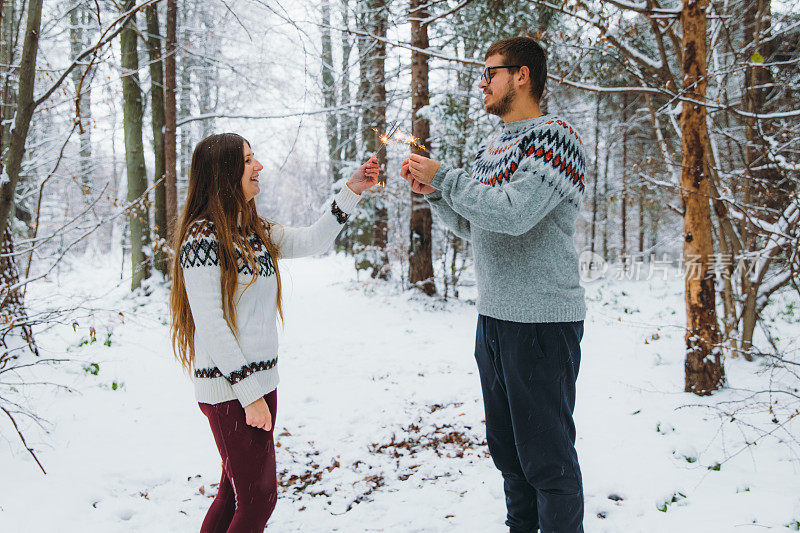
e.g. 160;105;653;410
427;114;586;323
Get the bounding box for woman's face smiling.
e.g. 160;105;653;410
240;142;263;203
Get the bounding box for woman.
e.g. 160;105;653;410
170;132;379;531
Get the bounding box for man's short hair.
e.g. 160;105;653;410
485;37;547;101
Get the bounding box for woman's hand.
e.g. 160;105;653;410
346;156;380;194
401;158;436;194
244;397;272;431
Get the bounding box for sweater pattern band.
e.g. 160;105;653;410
180;220;276;278
194;357;279;384
471;119;586;204
331;200;350;224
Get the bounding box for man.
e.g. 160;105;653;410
401;37;587;532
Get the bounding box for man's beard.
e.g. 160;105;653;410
485;82;517;117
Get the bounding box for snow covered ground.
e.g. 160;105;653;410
2;252;799;532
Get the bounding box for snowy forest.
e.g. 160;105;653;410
1;0;799;530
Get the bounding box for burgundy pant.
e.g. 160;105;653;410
198;389;278;532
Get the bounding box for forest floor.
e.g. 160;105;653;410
1;252;799;532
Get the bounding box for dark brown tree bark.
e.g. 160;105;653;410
147;4;168;275
164;0;178;249
681;0;724;395
370;0;389;280
0;2;36;358
0;227;38;357
742;0;783;221
739;0;783;356
0;0;43;238
408;0;435;296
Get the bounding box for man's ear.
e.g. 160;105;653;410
517;65;530;87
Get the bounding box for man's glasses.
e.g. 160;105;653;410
480;65;522;84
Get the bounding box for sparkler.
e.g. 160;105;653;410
371;122;428;185
372;121;401;163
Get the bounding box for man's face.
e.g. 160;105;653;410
479;54;518;118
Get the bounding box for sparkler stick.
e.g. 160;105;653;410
373;121;400;162
370;122;429;185
372;121;400;186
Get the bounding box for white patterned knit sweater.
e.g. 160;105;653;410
180;186;361;407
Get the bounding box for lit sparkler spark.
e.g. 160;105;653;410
371;121;399;186
371;123;429;185
372;121;401;162
372;126;427;156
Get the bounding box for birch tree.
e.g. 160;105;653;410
69;1;93;189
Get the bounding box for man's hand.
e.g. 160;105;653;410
244;397;272;431
401;158;437;194
347;156;380;194
407;153;441;185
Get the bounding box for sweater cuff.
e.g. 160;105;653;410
425;190;444;203
334;185;362;215
429;162;452;191
232;373;264;408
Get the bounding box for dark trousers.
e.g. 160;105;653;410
475;315;584;533
198;389;278;532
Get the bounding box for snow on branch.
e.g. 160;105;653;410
527;0;664;73
34;0;162;108
176;103;366;127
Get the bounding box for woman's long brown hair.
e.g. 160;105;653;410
170;133;283;371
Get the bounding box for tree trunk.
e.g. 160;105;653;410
321;0;339;183
739;0;780;358
601;129;610;261
681;0;723;395
590;94;600;254
0;0;43;238
712;207;738;358
0;227;38;356
70;3;92;190
164;0;178;249
0;0;19;158
339;0;356;163
370;0;389;279
638;186;645;254
196;8;217;141
121;1;151;291
357;4;371;156
0;2;36;355
442;40;475;297
620;93;629;260
743;0;783;221
147;4;167;275
178;0;192;179
408;0;435;296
